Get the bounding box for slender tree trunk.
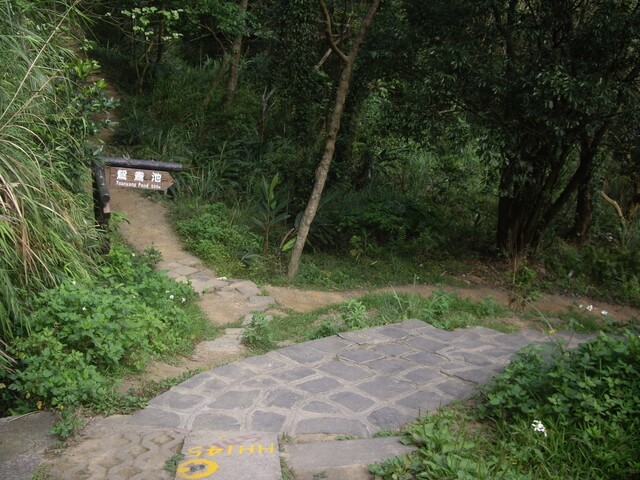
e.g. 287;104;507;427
223;0;249;110
569;182;593;242
204;54;229;108
154;9;165;67
287;0;382;280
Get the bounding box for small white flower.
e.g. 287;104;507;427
181;297;186;303
72;280;77;286
82;307;87;311
531;420;547;437
579;304;584;309
601;310;608;316
166;290;171;293
131;253;136;257
586;304;593;312
169;294;174;300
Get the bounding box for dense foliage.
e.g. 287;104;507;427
372;333;640;479
78;0;640;307
0;246;199;414
0;0;104;341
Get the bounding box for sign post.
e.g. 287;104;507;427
92;157;183;253
107;167;175;191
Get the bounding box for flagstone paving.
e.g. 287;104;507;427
128;321;589;437
42;321;591;480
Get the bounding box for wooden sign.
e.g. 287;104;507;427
108;167;174;191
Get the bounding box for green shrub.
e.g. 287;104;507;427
0;245;201;413
241;314;275;351
481;332;640;425
26;282;164;371
174;202;261;276
342;300;369;329
7;329;111;411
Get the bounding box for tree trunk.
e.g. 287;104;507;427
223;0;249;110
204;54;229;108
287;0;382;280
569;182;593;243
154;9;165;67
496;134;603;257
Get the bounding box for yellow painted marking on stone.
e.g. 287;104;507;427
207;446;225;457
258;443;275;454
176;458;219;479
188;447;203;457
187;443;278;458
238;444;255;454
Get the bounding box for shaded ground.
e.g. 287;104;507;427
109;187;639;345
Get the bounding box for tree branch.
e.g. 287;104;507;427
600;190;625;221
319;0;348;63
315;37;342;70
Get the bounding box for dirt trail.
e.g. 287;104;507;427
264;282;640;324
108;183;640;327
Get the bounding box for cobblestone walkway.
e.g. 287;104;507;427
129;321;588;436
45;321;592;480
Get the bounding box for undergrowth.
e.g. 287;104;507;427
0;244;210;418
265;291;514;347
372;332;640;479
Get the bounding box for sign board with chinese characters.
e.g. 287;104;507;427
108;167;174;191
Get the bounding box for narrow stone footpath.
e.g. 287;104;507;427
46;321;590;480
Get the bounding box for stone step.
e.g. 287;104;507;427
282;437;416;480
0;412;57;480
175;430;281;480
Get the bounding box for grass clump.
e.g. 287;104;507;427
241;313;276;352
372;332;640;479
268;291;512;346
360;290;511;331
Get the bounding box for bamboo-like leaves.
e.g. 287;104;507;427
0;0;98;341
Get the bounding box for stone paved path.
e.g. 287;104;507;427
47;321;590;479
129;321;588;437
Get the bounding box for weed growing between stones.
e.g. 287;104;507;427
241;313;276;352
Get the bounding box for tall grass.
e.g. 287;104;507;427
0;0;98;347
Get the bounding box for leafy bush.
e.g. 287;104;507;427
7;329;111;410
481;333;640;425
0;246;200;413
342;300;369;329
241;314;275;351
